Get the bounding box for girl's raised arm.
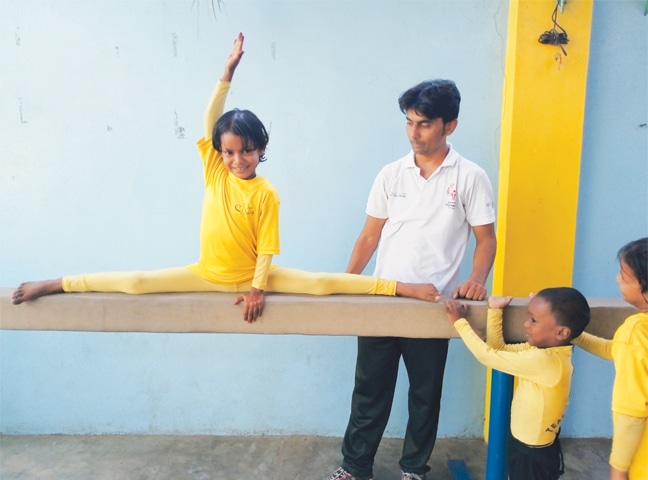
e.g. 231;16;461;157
203;33;245;139
221;32;245;83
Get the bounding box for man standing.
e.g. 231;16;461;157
325;79;497;480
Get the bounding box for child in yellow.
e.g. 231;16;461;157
572;237;648;480
444;288;591;480
11;33;439;322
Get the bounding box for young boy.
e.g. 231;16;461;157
444;288;590;480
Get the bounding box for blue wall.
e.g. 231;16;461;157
569;0;648;436
1;1;646;438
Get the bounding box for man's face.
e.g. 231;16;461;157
405;109;455;157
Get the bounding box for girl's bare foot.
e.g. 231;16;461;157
12;279;64;305
396;283;441;302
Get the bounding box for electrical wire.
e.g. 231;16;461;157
538;3;569;56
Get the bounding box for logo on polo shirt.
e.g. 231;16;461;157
446;183;457;201
390;192;407;198
445;183;457;209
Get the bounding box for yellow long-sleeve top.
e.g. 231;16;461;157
187;81;280;286
573;312;648;476
454;309;573;446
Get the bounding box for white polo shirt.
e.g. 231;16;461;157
367;145;495;295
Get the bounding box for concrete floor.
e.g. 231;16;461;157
0;435;611;480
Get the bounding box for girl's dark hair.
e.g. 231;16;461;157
212;109;269;162
536;287;590;339
618;237;648;294
398;79;461;124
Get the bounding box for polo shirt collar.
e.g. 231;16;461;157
403;142;459;170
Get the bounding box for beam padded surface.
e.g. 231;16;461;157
0;289;630;340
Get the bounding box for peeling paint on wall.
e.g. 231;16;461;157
174;111;185;139
18;98;27;124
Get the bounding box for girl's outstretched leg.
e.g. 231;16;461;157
396;283;440;302
12;279;64;304
12;267;234;305
266;267;441;302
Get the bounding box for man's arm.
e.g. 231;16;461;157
452;223;496;300
346;215;387;274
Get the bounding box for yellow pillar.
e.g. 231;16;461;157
485;0;594;441
494;0;593;294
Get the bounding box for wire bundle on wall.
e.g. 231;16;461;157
538;3;569;56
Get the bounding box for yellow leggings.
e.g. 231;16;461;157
62;266;397;296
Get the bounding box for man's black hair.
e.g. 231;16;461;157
398;79;461;124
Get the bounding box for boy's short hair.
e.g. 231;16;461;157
398;79;461;124
536;287;590;339
212;108;269;160
618;237;648;295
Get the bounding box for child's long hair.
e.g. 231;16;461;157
618;237;648;296
212;109;269;162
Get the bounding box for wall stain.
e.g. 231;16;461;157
174;111;185;139
115;46;120;57
107;125;113;132
190;0;201;34
191;0;223;25
15;27;21;46
271;42;276;60
172;33;178;57
18;98;28;124
210;0;224;20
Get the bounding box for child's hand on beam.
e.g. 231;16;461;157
444;300;468;323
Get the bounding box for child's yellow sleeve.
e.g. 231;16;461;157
203;80;231;139
572;331;613;360
251;254;272;291
609;411;646;472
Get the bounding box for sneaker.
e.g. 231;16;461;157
401;472;426;480
323;467;374;480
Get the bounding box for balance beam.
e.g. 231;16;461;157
0;288;631;339
0;288;632;480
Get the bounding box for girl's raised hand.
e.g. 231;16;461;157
222;32;245;82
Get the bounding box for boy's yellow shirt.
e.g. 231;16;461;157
454;310;573;446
